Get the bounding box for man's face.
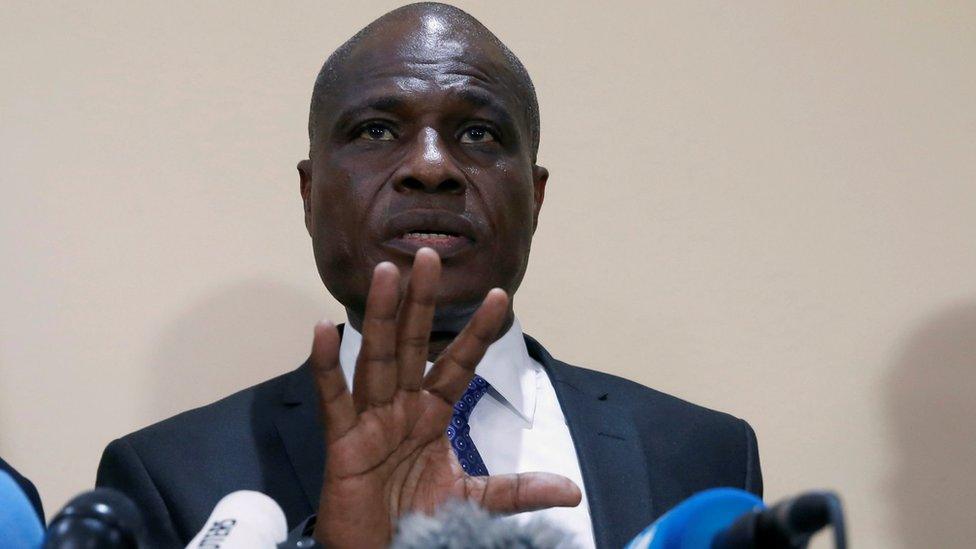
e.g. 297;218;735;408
300;16;547;331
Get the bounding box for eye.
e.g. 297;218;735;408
358;122;396;141
459;125;496;144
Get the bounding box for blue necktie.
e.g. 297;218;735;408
446;374;491;476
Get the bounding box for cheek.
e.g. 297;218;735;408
489;174;537;239
313;165;392;257
311;170;358;251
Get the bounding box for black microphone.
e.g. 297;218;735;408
713;491;847;549
44;488;146;548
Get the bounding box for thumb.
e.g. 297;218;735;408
463;472;582;514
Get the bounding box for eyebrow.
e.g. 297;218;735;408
456;89;517;128
332;89;517;132
333;96;409;131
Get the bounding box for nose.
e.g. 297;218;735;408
392;128;466;195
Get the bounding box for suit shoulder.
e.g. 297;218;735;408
527;335;749;429
117;365;301;451
550;360;750;430
549;359;760;492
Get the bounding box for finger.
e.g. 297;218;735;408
422;288;508;405
464;472;582;514
353;262;401;412
396;248;441;391
310;320;356;444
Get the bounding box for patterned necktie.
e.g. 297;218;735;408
446;374;491;476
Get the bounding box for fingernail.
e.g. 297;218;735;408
313;319;335;335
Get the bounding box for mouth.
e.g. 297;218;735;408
400;230;468;244
381;211;478;259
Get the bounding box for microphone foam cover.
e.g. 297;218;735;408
392;500;573;549
46;487;146;544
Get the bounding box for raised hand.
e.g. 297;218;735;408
310;248;581;548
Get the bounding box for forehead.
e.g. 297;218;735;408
325;17;523;117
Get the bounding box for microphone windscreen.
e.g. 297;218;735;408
44;487;146;548
185;490;287;549
0;470;45;548
391;500;574;549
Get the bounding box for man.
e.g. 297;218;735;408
97;3;762;548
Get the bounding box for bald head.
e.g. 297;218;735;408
308;2;540;161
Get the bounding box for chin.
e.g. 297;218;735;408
430;298;485;333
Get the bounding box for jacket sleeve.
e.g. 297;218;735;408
96;437;182;548
741;419;764;498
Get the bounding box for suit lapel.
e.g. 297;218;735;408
525;336;655;548
273;325;351;510
273;361;325;511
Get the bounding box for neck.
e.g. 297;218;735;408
426;312;514;362
346;306;515;362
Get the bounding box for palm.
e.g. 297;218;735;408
309;249;580;548
331;393;461;508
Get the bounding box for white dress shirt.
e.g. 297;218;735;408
338;318;595;548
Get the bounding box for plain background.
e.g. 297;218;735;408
2;1;974;547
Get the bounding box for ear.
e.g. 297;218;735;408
298;159;313;235
531;164;548;231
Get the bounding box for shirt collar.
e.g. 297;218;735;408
338;318;538;424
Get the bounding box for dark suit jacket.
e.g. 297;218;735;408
96;335;762;548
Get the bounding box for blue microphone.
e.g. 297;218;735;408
625;488;847;549
626;488;762;549
0;469;45;548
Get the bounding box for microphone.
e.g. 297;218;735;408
625;488;847;549
0;469;45;548
43;488;146;548
714;491;847;549
185;491;288;549
392;499;573;549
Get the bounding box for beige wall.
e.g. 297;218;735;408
2;1;974;547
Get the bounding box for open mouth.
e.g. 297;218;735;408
390;230;473;256
399;231;467;244
382;211;478;259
